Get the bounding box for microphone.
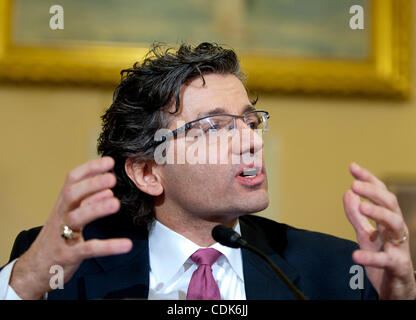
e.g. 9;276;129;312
212;225;307;300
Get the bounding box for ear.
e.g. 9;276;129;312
125;158;164;197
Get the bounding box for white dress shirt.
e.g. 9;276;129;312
0;259;21;299
148;219;246;300
0;219;246;300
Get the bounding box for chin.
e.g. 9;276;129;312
238;191;269;214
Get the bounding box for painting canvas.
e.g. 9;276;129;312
0;0;410;96
12;0;369;59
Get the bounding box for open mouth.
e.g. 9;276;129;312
236;166;264;186
240;167;259;178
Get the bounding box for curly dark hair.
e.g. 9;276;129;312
97;42;247;226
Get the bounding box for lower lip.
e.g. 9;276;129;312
236;172;264;186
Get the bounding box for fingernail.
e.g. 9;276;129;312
103;156;114;166
124;241;132;251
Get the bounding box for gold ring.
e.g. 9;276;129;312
61;224;81;240
389;230;408;246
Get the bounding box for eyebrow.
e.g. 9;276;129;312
196;105;256;118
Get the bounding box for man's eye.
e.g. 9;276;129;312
247;122;258;129
204;121;227;132
202;124;218;133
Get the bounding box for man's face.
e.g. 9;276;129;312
156;73;269;222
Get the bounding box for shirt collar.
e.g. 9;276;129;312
148;219;244;284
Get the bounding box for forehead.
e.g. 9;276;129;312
175;73;251;122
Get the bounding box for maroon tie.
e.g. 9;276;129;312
186;248;222;300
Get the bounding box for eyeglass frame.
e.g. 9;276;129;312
149;110;270;148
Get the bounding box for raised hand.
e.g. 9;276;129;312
343;162;416;299
9;157;132;299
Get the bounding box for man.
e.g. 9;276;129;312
0;42;415;300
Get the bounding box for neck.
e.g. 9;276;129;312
154;210;238;247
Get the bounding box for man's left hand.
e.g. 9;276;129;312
343;162;416;299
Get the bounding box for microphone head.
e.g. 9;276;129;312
212;225;243;248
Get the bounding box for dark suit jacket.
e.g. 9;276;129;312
3;214;378;300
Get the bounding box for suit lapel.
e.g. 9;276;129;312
83;237;149;300
240;216;301;300
69;214;150;300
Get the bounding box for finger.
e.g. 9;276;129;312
359;202;406;238
63;173;117;212
351;181;400;213
77;238;133;260
349;163;386;190
80;189;114;208
352;249;391;268
65;197;120;231
343;189;375;235
64;157;115;186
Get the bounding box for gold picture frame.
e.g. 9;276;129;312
0;0;411;97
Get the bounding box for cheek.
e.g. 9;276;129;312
162;164;231;198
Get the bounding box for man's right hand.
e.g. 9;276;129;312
9;157;133;299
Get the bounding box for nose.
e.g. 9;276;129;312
231;119;264;157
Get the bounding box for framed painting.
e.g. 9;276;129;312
0;0;411;97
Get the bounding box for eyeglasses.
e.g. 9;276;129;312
151;110;269;147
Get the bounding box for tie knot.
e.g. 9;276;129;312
190;248;222;266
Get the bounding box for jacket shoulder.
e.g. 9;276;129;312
240;215;378;299
240;214;359;253
8;226;42;262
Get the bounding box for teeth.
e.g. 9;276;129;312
243;168;258;177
